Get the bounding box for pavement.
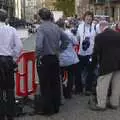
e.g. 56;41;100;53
14;32;120;120
15;95;120;120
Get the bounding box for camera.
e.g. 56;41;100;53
82;37;90;51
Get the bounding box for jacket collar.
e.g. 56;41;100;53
103;26;109;32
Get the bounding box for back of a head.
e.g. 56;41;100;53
38;8;51;21
0;9;7;22
99;20;109;27
99;20;109;32
56;19;65;29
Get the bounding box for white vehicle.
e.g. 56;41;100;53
94;15;110;22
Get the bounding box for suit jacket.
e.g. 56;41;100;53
92;28;120;76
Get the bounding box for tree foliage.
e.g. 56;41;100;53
54;0;75;16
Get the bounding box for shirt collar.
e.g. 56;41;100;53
103;26;109;31
84;22;91;27
0;22;6;27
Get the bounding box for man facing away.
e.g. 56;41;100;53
36;8;69;115
0;9;23;120
91;20;120;111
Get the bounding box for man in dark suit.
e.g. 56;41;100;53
90;20;120;111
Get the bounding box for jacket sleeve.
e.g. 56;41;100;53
92;35;101;70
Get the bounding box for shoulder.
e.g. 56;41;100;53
77;22;84;33
103;29;118;36
8;26;16;31
6;26;17;34
94;32;103;44
78;22;84;28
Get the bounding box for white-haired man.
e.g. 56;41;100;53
91;20;120;111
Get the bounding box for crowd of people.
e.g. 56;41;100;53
0;6;120;120
35;8;120;115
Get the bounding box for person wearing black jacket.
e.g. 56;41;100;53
90;20;120;111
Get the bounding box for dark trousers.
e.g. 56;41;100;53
75;55;94;93
37;55;61;114
0;90;15;120
60;65;74;99
0;56;15;120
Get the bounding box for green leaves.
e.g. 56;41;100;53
55;0;75;16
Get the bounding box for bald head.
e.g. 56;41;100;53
99;20;109;32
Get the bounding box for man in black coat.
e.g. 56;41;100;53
91;20;120;111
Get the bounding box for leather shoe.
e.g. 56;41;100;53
90;104;106;111
107;104;118;110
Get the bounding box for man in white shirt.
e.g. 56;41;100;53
0;9;23;120
75;11;96;95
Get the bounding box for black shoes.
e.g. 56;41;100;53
107;104;118;110
36;110;59;116
89;102;118;111
90;104;106;111
35;106;59;116
0;115;14;120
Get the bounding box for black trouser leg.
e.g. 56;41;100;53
75;55;94;94
85;64;94;92
6;89;15;120
61;65;74;98
0;56;15;119
74;57;85;93
37;56;60;114
50;63;60;112
0;90;5;120
38;64;53;113
67;65;74;98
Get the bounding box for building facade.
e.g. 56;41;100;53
42;0;56;10
75;0;120;21
90;0;120;21
0;0;15;17
21;0;56;21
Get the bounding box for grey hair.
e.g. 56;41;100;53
99;20;109;27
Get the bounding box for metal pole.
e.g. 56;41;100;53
107;0;111;16
118;7;120;21
23;0;26;20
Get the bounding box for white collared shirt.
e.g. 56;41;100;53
77;22;96;56
0;22;23;60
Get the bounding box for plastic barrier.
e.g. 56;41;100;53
74;44;80;54
16;51;37;96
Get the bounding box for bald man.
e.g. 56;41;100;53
91;20;120;111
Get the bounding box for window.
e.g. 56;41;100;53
96;0;105;3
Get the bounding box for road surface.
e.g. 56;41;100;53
15;32;120;120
